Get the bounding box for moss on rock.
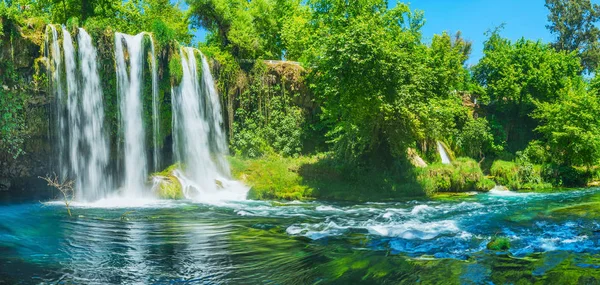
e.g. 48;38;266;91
487;237;511;251
549;202;600;219
150;163;184;199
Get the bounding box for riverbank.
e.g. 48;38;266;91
228;154;495;201
227;154;600;202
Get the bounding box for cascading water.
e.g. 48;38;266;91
49;27;244;203
437;141;451;165
149;41;161;172
46;26;66;178
201;56;231;176
115;32;153;197
172;47;247;202
47;27;112;201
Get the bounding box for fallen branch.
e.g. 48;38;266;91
39;173;74;217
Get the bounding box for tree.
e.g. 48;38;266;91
533;80;600;167
309;0;427;165
187;0;305;60
456;117;501;161
474;29;581;153
427;31;472;97
545;0;600;73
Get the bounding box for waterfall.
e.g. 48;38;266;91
48;27;245;203
149;40;161;172
47;27;112;201
172;47;247;201
437;141;451;165
46;26;67;178
115;32;152;197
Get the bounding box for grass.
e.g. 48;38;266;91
229;155;313;200
228;154;494;201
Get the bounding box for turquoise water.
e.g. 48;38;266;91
2;189;600;284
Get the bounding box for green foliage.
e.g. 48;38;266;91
310;1;427;165
541;164;590;187
456;117;502;160
231;61;307;158
169;45;183;85
533;80;600;168
229;155;312;200
417;157;495;195
229;154;428;201
0;89;26;158
487;237;511;251
545;0;600;73
474;28;581;153
490;159;551;190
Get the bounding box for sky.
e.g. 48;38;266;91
400;0;553;65
191;0;598;65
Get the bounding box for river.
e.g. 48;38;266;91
1;188;600;284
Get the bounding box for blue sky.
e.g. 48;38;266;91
191;0;598;65
400;0;553;65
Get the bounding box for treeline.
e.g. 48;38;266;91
3;0;600;189
194;0;600;188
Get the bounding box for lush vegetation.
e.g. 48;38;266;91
4;0;600;199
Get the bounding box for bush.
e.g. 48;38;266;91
541;164;590;187
490;160;550;190
417;157;494;195
229;155;311;200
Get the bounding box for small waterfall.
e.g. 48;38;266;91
172;47;247;201
115;32;150;197
437;141;451;165
47;27;112;201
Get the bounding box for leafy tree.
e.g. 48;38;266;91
427;31;472;97
308;0;427;165
474;29;581;153
533;80;600;167
187;0;305;60
545;0;600;73
456;117;501;161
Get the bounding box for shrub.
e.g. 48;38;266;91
541;164;590;187
417;157;494;195
491;160;550;190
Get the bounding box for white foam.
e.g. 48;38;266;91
367;220;462;240
411;204;433;215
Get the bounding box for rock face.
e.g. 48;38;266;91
0;16;52;195
407;148;427;168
